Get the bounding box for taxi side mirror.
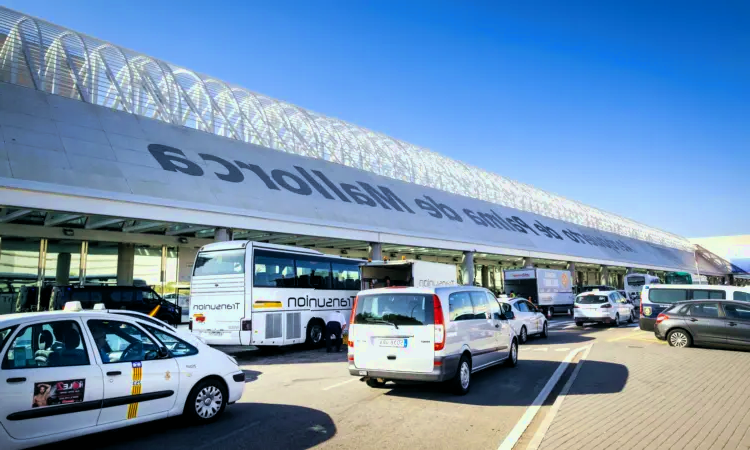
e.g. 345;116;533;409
504;311;515;320
157;347;170;359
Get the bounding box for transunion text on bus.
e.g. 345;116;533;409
149;144;638;255
288;295;354;309
193;303;241;311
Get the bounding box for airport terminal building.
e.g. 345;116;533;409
0;6;740;309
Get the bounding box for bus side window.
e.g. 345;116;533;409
253;252;296;288
295;257;332;290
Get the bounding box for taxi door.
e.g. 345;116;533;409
84;318;179;425
0;318;104;441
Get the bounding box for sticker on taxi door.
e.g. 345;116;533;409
32;379;85;408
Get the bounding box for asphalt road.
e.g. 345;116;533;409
38;317;644;450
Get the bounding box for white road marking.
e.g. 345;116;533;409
322;378;358;391
527;344;593;450
497;345;592;450
554;347;571;352
531;347;549;352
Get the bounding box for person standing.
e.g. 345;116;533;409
326;310;347;353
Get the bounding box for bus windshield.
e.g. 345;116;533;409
665;272;692;285
193;250;245;276
625;276;646;287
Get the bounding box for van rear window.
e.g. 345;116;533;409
354;294;434;326
576;295;608;304
648;289;688;304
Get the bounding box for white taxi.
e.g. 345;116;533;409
0;302;245;450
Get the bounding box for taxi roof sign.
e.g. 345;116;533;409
63;301;83;312
93;303;106;310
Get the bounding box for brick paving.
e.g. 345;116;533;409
538;334;750;450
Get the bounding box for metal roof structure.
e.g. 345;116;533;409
0;6;693;252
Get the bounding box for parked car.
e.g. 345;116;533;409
498;298;548;343
654;300;750;349
348;286;518;395
0;302;245;450
49;285;181;325
574;290;636;326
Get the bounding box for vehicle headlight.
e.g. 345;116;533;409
226;354;239;366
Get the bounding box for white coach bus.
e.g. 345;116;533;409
624;273;660;303
189;241;361;347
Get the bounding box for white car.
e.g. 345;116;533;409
574;290;636;327
348;286;518;395
0;302;245;450
499;298;548;343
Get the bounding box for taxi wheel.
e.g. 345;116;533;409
612;314;620;327
186;379;227;423
519;326;528;344
450;354;472;395
628;311;635;324
575;321;583;327
540;322;548;338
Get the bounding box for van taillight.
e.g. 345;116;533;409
433;294;445;351
241;320;252;331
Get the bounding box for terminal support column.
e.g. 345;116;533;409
522;257;534;269
117;243;135;286
55;253;71;286
481;265;490;288
215;227;233;242
369;242;382;261
567;262;577;286
463;251;475;286
600;265;610;286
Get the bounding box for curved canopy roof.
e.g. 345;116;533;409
0;6;693;252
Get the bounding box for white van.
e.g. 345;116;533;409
347;286;518;395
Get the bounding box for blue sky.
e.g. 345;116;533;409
7;0;749;238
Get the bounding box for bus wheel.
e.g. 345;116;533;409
306;320;325;348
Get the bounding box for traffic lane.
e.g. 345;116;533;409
40;330;590;450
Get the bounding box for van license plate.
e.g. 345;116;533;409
378;338;407;348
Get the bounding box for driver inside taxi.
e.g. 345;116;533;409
90;324;112;363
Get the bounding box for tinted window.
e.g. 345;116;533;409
577;295;608;304
724;303;750;320
648;289;688;304
332;262;361;291
193;249;245;276
486;293;501;314
352;294;434;326
254;251;296;288
2;320;89;369
692;290;726;300
733;291;750;302
87;320;160;363
626;276;646;286
145;326;198;357
501;303;512;314
525;301;539;312
295;257;332;289
688;303;720;318
516;301;530;312
449;292;475;321
470;292;489;319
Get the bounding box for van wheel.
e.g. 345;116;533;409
185;379;227;423
628;311;635;323
575;321;583;327
366;378;387;388
450;355;471;395
305;320;324;348
505;339;518;367
519;326;528;344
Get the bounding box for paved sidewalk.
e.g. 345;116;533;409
538;335;750;450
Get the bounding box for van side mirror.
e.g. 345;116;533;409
504;311;515;320
494;312;503;321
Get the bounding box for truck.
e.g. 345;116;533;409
502;268;575;317
360;260;458;289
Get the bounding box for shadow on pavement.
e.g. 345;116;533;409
37;402;336;450
243;369;261;383
235;346;349;366
523;333;596;346
383;358;628;406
